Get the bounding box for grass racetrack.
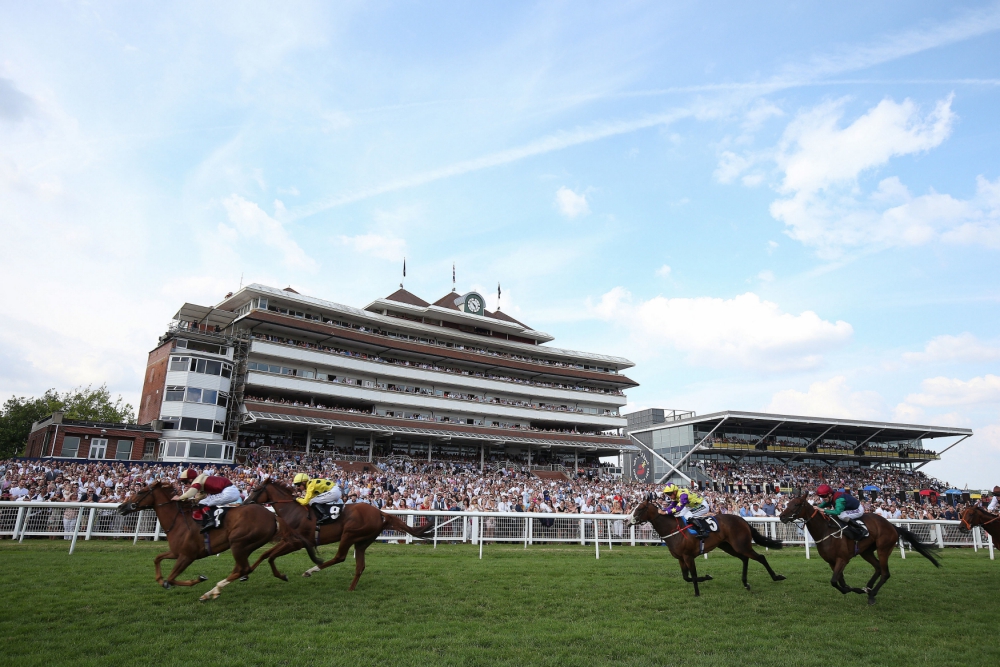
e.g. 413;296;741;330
1;540;998;666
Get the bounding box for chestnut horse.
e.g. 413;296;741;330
629;499;786;596
245;480;435;590
959;505;1000;545
118;481;278;601
779;493;939;605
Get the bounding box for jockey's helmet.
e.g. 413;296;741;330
662;484;679;496
179;469;198;483
816;483;833;497
293;473;310;485
992;486;1000;496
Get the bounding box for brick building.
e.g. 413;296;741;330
24;412;161;461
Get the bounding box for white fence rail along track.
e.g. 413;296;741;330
1;502;993;561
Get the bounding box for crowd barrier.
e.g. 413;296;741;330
0;501;993;561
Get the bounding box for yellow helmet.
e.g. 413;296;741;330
293;473;310;485
662;484;679;496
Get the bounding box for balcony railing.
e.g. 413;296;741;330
248;335;627;398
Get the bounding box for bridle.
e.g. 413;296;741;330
960;506;1000;531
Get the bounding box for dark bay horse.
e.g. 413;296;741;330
119;481;278;601
245;480;435;590
780;494;939;605
629;499;786;596
959;505;1000;545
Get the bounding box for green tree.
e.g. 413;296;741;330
60;384;135;423
0;385;135;458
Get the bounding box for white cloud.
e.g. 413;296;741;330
757;269;774;282
590;288;852;371
904;332;1000;364
337;233;407;261
555;186;590;218
904;374;1000;407
719;94;1000;258
655;264;671;278
776;95;954;196
766;376;884;420
220;194;316;270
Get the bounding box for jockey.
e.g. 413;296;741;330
292;472;342;523
173;468;241;530
988;486;1000;512
816;484;867;539
659;483;712;537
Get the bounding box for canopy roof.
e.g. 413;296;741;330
172;303;237;328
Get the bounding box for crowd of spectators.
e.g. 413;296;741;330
1;450;988;525
242;394;617;437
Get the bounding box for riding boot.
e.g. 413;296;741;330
850;519;869;539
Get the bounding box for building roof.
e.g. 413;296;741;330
627;409;972;441
172;303;237;328
385;288;430;308
217;284;635;368
432;292;461;310
488;309;529;328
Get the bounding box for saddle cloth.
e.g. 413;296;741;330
684;516;719;535
313;503;342;525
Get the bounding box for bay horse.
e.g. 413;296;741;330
629;499;786;596
118;480;278;601
779;493;940;605
959;505;1000;545
244;480;435;590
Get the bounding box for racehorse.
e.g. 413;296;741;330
629;498;786;596
118;481;278;601
244;480;435;590
779;493;940;605
959;505;1000;545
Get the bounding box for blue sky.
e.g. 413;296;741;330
1;2;999;486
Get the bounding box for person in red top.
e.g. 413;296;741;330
172;469;241;530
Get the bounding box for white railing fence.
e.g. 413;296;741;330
1;501;994;561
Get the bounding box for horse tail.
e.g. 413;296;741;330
895;526;941;568
380;511;435;539
749;525;783;549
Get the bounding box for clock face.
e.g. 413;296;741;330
466;296;482;313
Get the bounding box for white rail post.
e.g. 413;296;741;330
154;518;162;541
804;525;810;559
608;519;613;551
19;509;32;543
973;526;980;552
936;523;944;549
524;517;529;549
579;519;585;546
69;506;85;555
595;520;600;560
133;510;143;545
899;536;906;559
406;514;414;544
989;531;995;561
85;508;96;541
630;523;635;547
12;506;25;542
433;516;438;549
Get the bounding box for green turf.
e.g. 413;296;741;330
0;540;997;667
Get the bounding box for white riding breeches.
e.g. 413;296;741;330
199;485;242;507
837;507;864;521
310;489;342;505
679;503;711;519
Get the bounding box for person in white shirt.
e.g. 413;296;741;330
751;503;767;517
988;486;1000;512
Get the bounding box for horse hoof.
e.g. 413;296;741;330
239;575;248;582
280;574;289;582
862;587;872;593
773;575;786;581
703;575;713;581
867;597;877;606
198;575;208;582
162;582;172;590
743;584;751;591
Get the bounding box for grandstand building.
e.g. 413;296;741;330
137;283;638;470
624;408;973;485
